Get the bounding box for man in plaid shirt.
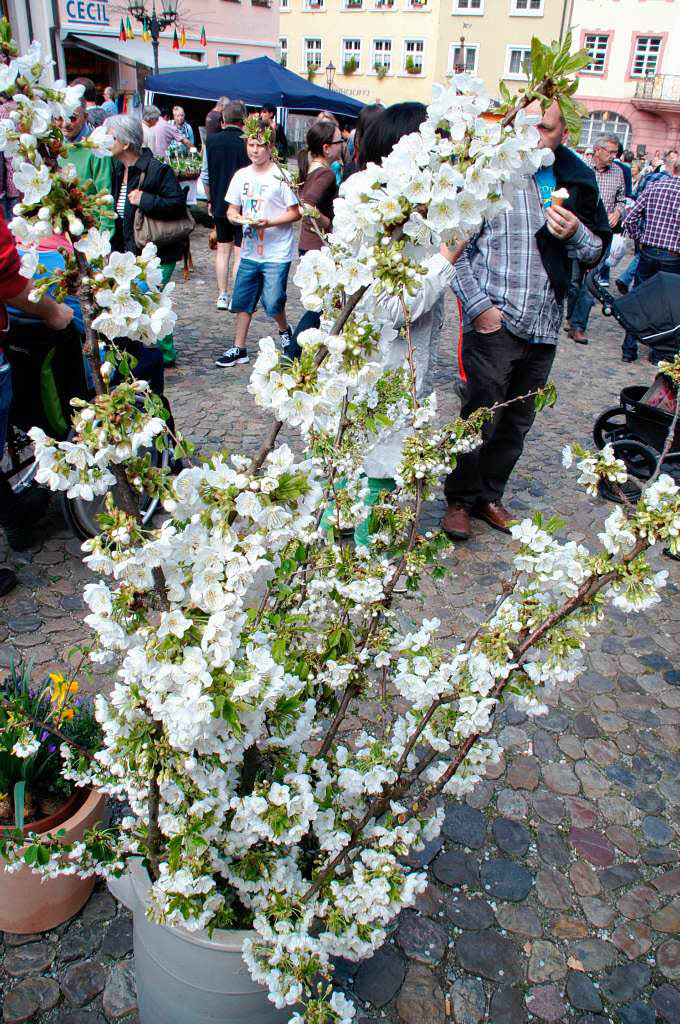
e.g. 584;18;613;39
568;134;626;344
620;161;680;361
442;100;610;542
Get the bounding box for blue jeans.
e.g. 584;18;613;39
231;258;291;317
623;246;680;359
0;351;11;460
618;252;640;288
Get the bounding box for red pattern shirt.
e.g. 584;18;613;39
623;176;680;254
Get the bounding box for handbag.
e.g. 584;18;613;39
132;170;195;251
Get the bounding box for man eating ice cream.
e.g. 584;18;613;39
442;99;612;542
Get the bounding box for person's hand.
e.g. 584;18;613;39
440;241;466;265
608;209;621;227
473;306;503;333
43;302;74;332
207;203;212;217
127;188;143;206
254;217;269;229
546;204;580;240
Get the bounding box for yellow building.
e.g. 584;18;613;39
278;0;566;110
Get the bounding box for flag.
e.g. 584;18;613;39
180;25;187;47
119;17;126;41
172;28;179;50
143;17;151;42
125;16;134;39
200;25;207;47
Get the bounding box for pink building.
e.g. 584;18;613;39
7;0;278;105
571;2;680;157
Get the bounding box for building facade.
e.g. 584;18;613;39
279;0;565;109
571;0;680;155
6;0;278;102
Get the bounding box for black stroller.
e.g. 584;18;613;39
587;271;680;502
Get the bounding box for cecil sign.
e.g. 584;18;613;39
64;0;110;25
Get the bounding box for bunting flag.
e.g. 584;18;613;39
180;25;187;47
143;17;151;42
118;18;127;42
172;28;179;50
200;25;207;47
125;16;134;39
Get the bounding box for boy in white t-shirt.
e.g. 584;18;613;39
215;121;300;367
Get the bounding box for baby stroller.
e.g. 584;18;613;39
587;271;680;502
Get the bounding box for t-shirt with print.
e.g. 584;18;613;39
225;165;298;263
534;165;557;208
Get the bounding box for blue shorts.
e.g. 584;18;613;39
230;259;291;317
0;351;12;460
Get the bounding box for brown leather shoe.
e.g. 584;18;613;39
472;501;513;534
441;503;471;540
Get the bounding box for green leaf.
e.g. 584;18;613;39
13;781;25;831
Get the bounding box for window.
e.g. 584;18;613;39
403;39;424;73
374;0;394;7
505;46;531;78
280;0;288;8
304;38;322;69
579;111;630;149
344;0;363;9
448;42;479;73
372;38;392;72
180;51;204;62
583;34;608;74
342;38;361;71
279;37;287;66
453;0;483;11
304;0;324;9
511;0;542;12
631;36;661;77
406;0;428;8
218;53;239;65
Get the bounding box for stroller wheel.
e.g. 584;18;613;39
598;438;658;504
593;407;627;450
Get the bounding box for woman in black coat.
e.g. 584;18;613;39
106;114;186;366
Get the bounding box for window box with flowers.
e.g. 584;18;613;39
405;56;421;73
374;62;388;78
343;56;359;74
375;0;395;7
307;63;317;79
346;0;363;8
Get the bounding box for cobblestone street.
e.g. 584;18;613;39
1;227;679;1024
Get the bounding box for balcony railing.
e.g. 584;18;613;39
634;74;680;104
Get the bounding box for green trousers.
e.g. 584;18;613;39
354;477;396;548
158;262;177;366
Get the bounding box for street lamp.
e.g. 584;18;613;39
128;0;179;76
325;61;336;89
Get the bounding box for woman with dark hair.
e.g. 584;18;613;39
346;101;464;547
359;102;427;169
289;120;342;357
342;103;384;180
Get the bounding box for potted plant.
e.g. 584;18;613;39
163;146;202;182
374;62;388;78
0;661;105;932
405;56;421;74
2;24;679;1024
343;55;358;74
306;63;317;80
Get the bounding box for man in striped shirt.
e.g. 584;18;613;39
568;133;626;344
620;161;680;361
442;101;610;542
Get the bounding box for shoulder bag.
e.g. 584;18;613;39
133;170;195;251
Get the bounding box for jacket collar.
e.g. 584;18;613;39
552;144;599;188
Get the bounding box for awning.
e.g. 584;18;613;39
66;33;201;71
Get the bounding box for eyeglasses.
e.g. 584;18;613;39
330;138;342;145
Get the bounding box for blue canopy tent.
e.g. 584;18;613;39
144;57;364;119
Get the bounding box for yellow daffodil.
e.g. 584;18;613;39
49;674;79;722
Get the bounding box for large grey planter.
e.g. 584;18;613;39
109;859;290;1024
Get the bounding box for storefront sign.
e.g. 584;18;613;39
336;87;371;97
64;0;110;26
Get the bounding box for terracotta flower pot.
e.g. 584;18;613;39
0;788;108;933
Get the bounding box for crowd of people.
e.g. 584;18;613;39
0;76;678;597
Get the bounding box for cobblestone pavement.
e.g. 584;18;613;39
1;229;679;1023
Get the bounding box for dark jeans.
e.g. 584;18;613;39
444;325;556;507
623;245;680;359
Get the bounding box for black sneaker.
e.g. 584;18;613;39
614;278;629;295
215;347;249;367
279;328;293;350
0;567;17;596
